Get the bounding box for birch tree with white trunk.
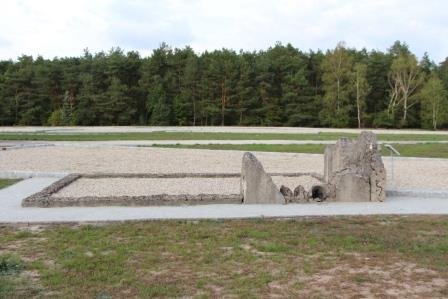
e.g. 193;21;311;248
388;53;424;125
419;75;448;130
351;63;370;128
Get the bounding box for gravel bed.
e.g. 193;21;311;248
51;175;323;198
0;146;319;174
53;177;241;197
1;146;447;191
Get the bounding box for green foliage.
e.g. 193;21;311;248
320;42;354;127
351;63;370;128
47;109;62;126
3;131;448;142
0;255;24;276
61;91;74;125
387;52;424;127
0;42;446;128
419;75;448;129
147;81;172;125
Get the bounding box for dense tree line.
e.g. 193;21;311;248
0;41;447;129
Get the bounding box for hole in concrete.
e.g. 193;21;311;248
311;185;325;201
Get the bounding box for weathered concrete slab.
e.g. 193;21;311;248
241;152;285;204
333;173;371;202
324;131;386;202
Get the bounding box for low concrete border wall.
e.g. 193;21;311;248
22;174;81;207
21;171;323;208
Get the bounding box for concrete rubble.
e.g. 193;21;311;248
241;152;285;204
240;131;386;203
323;131;386;202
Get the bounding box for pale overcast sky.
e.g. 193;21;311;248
1;0;447;62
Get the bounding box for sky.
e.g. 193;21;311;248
0;0;447;62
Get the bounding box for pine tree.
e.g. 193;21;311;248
61;90;74;125
147;80;171;125
74;74;97;125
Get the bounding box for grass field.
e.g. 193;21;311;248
1;216;447;297
0;179;20;190
154;143;448;159
1;131;448;141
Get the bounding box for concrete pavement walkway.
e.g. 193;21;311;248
1;177;448;224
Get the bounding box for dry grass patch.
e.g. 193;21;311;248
0;216;447;297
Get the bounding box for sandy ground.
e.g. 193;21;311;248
1;125;448;135
1;146;447;191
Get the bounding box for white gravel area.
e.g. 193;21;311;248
51;175;322;198
53;177;241;197
0;146;317;174
1;146;447;191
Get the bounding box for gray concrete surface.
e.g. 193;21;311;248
1;177;448;223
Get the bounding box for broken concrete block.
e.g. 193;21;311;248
280;185;293;197
323;145;335;182
332;173;370;202
241;152;285;204
293;185;308;201
280;185;296;203
355;131;386;202
359;132;386;202
324;131;386;202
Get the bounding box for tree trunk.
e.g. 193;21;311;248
403;94;408;122
221;80;226;126
336;78;340;112
356;78;361;129
192;87;196;126
433;104;437;130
